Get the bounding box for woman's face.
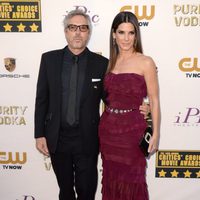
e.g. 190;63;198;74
113;22;136;52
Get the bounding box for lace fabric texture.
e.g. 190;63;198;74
99;72;149;200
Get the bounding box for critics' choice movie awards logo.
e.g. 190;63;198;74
174;4;200;26
0;106;28;125
0;151;27;170
1;57;30;78
179;57;200;78
156;150;200;178
0;0;41;32
174;107;200;127
120;5;155;26
66;6;100;25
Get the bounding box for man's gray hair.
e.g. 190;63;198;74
63;9;92;32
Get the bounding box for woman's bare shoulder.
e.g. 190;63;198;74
139;54;156;69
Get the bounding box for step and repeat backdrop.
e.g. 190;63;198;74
0;0;200;200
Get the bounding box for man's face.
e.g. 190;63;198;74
65;15;90;53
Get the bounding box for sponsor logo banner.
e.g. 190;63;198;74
174;4;200;27
16;195;36;200
120;5;155;27
174;107;200;127
0;0;42;32
0;151;27;170
156;150;200;178
0;106;28;125
179;57;200;78
4;57;16;72
66;6;100;25
1;57;30;78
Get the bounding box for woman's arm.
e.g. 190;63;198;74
143;56;161;154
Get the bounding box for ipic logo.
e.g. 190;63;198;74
68;6;99;24
120;5;155;26
174;107;200;127
0;152;27;164
179;57;200;78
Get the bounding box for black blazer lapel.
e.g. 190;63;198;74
54;47;65;94
80;51;94;104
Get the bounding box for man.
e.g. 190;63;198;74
34;9;149;200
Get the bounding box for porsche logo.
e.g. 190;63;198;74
4;57;16;72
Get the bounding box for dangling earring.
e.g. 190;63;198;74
113;38;116;46
134;39;137;49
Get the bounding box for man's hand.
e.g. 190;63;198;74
36;137;49;156
139;101;150;119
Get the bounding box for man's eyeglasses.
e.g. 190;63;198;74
67;24;89;32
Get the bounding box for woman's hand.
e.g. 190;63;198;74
148;134;159;155
139;102;150;119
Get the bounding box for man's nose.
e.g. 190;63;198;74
75;27;81;33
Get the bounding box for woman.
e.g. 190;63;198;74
99;11;160;200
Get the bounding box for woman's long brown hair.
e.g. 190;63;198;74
107;11;143;73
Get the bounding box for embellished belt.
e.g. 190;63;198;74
106;106;134;114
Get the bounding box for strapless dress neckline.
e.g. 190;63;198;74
109;71;144;78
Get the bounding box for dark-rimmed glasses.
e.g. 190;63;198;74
67;24;89;32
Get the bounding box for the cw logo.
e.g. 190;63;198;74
179;57;200;72
120;5;155;20
0;152;27;164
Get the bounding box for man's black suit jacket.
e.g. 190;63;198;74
34;47;108;154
